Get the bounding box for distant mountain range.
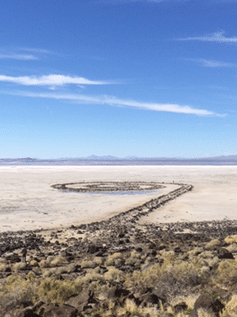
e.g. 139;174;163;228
1;155;237;165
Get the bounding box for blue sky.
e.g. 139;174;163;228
1;0;237;158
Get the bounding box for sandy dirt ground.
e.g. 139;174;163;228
0;166;236;232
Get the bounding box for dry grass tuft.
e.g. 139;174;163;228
224;235;237;244
216;260;237;286
205;239;221;250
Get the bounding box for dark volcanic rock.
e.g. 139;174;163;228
43;304;77;317
5;307;40;317
217;248;234;259
190;294;225;317
174;302;188;313
65;290;94;311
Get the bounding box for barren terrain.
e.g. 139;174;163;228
0;166;237;232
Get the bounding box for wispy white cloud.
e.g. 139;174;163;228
178;31;237;43
0;53;38;60
9;90;224;117
0;74;113;86
186;58;236;68
0;47;53;61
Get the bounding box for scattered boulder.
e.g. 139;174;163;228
217;248;234;259
43;304;77;317
65;290;94;311
190;294;225;317
5;307;40;317
173;302;188;313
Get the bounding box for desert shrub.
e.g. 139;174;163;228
125;260;203;297
42;268;57;278
165;262;202;287
224;235;237;244
116;298;162;317
124;263;162;291
0;264;6;272
26;271;36;282
205;239;221;250
204;256;220;269
196;309;216;317
227;243;237;253
50;256;65;267
105;252;122;266
30;260;39;267
93;256;103;266
125;257;140;267
39;259;50;268
80;271;104;284
220;294;237;317
198;251;215;259
104;267;124;282
130;250;140;258
170;294;199;314
188;247;203;258
0;275;39;313
12;262;26;272
216;260;237;286
37;277;82;304
80;260;95;268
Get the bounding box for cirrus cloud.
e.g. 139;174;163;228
9;90;224;117
178;31;237;43
0;74;113;86
186;58;236;68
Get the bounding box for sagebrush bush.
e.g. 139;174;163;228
37;277;82;304
39;259;50;268
116;298;161;317
80;260;95;268
188;247;203;258
205;239;221;250
197;308;216;317
216;260;237;286
224;235;237;244
50;256;65;267
198;251;215;259
125;259;203;298
105;253;122;266
93;256;103;266
226;243;237;253
220;294;237;317
12;262;26;272
104;267;124;282
0;275;38;312
30;260;39;267
0;264;6;272
80;271;104;284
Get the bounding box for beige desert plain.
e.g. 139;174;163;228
0;165;237;232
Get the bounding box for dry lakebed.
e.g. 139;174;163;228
1;166;237;317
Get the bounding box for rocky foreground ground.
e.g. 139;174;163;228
1;184;237;317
